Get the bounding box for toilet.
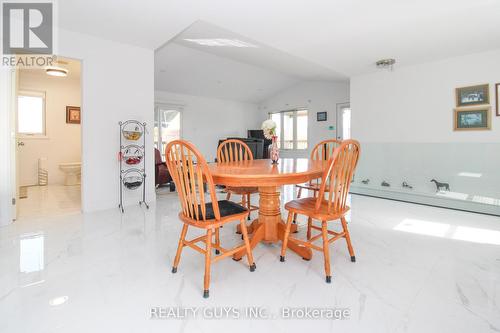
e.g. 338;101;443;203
59;162;81;186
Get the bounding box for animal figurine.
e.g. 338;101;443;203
402;181;413;189
430;179;450;192
381;181;390;187
361;179;370;184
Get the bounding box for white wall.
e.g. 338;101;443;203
18;72;81;185
258;81;350;157
1;30;153;225
350;49;500;215
155;90;260;162
55;30;154;213
351;49;500;143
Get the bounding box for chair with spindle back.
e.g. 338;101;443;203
166;140;256;298
280;140;360;283
217;139;259;221
293;139;342;229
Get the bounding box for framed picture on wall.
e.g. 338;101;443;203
455;84;489;107
66;106;81;124
317;111;327;121
454;106;491;131
496;83;500;116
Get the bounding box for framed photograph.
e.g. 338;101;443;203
66;106;81;124
496;83;500;116
454;106;491;131
317;111;327;122
455;84;489;107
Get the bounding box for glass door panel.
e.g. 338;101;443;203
336;103;351;140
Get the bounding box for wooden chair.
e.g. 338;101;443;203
280;140;360;283
293;139;341;223
217;139;259;220
166;140;256;298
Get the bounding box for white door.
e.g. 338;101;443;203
1;67;19;222
336;103;351;140
17;139;39;186
13;69;20;220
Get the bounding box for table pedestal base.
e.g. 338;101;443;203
233;186;312;261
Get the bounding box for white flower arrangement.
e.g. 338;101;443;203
261;119;277;140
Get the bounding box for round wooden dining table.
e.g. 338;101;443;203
208;158;327;261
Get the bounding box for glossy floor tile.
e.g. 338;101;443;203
17;185;81;219
1;188;499;332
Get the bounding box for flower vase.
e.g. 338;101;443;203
269;136;279;164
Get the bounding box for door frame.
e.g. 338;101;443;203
13;56;84;219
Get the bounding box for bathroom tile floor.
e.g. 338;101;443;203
17;185;81;219
1;189;500;332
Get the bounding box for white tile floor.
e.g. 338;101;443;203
1;188;500;332
17;185;81;219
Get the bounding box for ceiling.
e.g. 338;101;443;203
155;21;345;102
155;43;300;102
59;0;500;77
171;21;345;81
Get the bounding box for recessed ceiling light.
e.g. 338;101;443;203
46;67;68;77
183;38;258;48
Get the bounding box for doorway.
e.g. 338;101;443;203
336;102;351;140
15;57;82;219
